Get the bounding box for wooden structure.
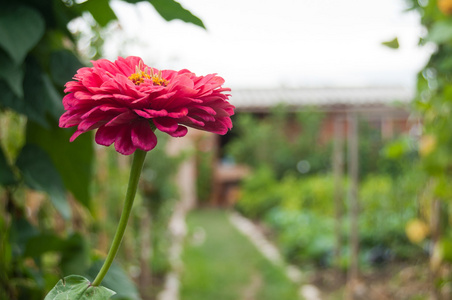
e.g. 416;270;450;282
230;86;414;138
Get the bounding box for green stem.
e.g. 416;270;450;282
92;149;147;287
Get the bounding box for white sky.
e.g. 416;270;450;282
101;0;432;89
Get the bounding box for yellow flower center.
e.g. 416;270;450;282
128;64;169;86
128;71;150;85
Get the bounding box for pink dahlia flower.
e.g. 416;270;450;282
59;56;234;155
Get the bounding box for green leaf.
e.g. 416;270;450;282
61;234;91;276
0;49;24;97
16;144;71;220
0;145;16;185
77;0;118;27
23;57;63;126
24;234;65;257
51;0;84;35
9;216;39;258
23;233;90;275
87;261;141;300
0;57;64;126
427;20;452;44
382;37;399;49
0;80;24;115
50;50;84;87
130;0;205;28
26;121;94;209
0;5;45;65
45;275;115;300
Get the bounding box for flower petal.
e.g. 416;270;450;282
95;125;119;147
105;111;135;127
168;125;188;138
131;121;158;151
114;126;136;155
153;118;179;133
69;130;84;142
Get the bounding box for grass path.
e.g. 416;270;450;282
180;209;300;300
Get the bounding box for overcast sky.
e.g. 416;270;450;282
101;0;432;89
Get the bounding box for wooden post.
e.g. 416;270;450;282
347;112;360;299
332;116;344;267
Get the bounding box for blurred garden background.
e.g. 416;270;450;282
2;0;452;299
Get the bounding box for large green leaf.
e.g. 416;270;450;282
150;0;205;28
9;216;39;258
124;0;205;28
23;57;63;126
16;144;71;220
23;233;91;275
0;57;64;126
0;80;25;116
77;0;118;27
50;50;84;87
0;49;25;97
26;121;94;209
61;233;91;276
45;275;115;300
0;145;16;186
51;0;84;34
0;4;45;65
24;234;65;257
87;261;140;300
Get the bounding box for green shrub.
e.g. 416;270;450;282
238;170;425;267
265;208;335;266
235;166;281;219
358;173;424;258
237;172;341;219
296;174;338;216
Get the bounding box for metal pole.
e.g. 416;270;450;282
332;116;344;267
347;112;359;298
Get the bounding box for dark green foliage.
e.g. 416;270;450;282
0;50;25;98
16;144;70;219
26;121;94;209
0;5;45;65
49;50;84;87
0;146;16;185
